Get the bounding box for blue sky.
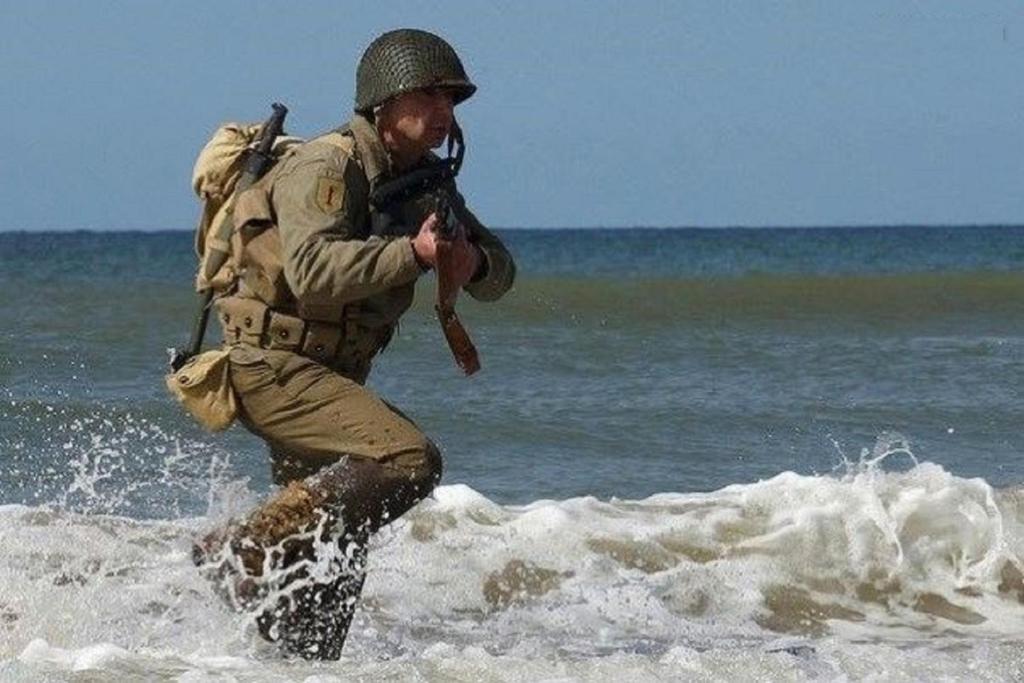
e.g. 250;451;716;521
1;1;1022;230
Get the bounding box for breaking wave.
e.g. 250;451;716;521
2;439;1023;680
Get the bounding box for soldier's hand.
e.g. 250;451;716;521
411;213;441;269
447;225;483;288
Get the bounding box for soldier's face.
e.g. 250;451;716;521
380;88;455;156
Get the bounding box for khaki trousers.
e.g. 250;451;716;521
227;344;442;489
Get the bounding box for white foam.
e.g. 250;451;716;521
1;459;1022;680
19;639;130;671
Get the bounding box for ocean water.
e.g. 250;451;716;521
1;226;1023;681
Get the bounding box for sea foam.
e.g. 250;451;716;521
2;454;1022;680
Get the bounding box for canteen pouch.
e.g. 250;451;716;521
164;348;237;431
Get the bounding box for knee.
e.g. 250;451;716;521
395;437;443;498
413;438;443;495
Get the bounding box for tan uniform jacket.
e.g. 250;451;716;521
218;114;515;380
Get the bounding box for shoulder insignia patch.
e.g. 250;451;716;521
315;176;345;213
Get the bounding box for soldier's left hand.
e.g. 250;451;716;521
447;223;483;288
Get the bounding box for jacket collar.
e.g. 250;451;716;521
348;114;394;186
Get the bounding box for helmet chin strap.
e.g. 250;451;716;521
447;118;465;176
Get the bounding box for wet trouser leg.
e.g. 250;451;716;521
196;347;443;659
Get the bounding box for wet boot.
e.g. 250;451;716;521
194;452;439;659
254;538;368;660
192;477;333;611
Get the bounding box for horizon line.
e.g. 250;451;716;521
2;223;1024;234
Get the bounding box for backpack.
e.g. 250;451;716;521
190;122;303;293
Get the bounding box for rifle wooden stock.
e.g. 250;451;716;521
434;237;480;376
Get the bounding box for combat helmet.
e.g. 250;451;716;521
355;29;476;114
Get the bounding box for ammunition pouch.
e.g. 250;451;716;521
214;296;392;376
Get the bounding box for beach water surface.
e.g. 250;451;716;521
1;226;1022;680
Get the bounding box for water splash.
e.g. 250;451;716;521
1;399;239;519
2;434;1023;679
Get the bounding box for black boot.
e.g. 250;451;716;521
255;533;369;660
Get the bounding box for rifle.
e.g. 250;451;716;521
169;103;288;372
367;123;481;375
431;190;481;375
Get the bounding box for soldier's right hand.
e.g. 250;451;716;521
411;212;441;269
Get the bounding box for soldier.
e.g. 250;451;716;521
194;28;515;659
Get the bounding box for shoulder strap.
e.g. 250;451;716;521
322;123;354;152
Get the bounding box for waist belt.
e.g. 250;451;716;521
213;296;346;366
